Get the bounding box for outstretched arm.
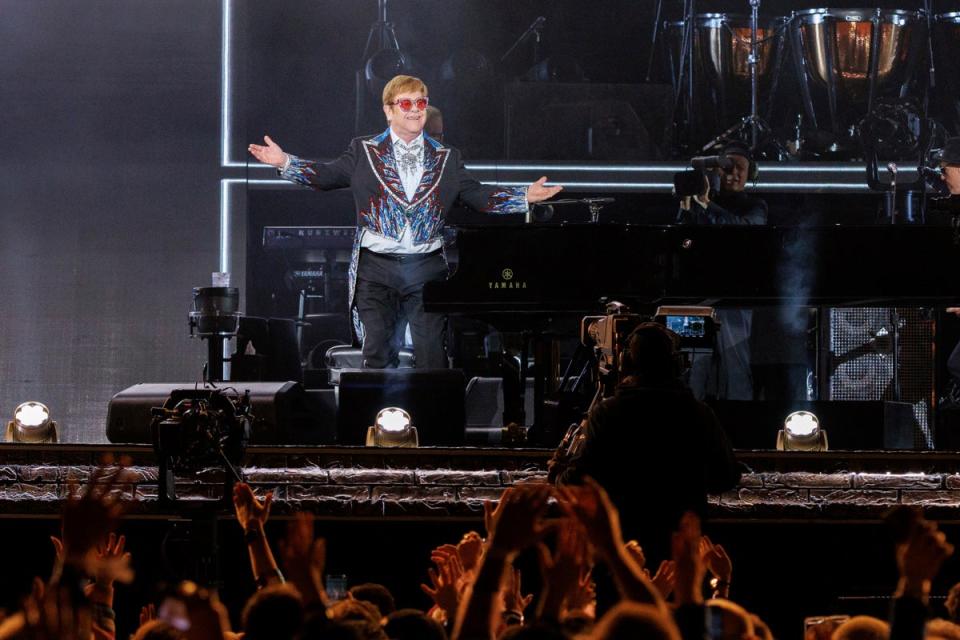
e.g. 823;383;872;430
233;482;284;589
248;135;355;190
454;154;562;214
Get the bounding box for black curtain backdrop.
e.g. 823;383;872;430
0;1;220;442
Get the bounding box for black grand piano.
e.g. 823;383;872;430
424;223;960;439
424;223;960;313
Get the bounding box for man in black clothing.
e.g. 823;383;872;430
556;323;741;565
677;142;766;400
676;141;767;226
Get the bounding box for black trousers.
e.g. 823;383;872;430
355;248;448;369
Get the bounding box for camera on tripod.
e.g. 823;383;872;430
580;301;645;385
672;155;735;198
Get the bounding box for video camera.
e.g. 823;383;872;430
580;301;645;384
580;302;716;393
673;155;735;198
920;146;953;200
151;387;251;504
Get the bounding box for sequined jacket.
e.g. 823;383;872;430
279;127;529;338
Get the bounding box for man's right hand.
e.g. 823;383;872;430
248;135;287;168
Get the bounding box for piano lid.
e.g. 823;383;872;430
424;223;960;313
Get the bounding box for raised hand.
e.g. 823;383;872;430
457;531;484;573
278;513;327;605
61;461;132;572
541;523;590;598
672;512;706;606
502;568;534;617
566;567;597;615
537;520;591;621
247;135;287;168
526;176;563;204
92;532;133;589
232;483;273;533
556;477;624;559
420;552;462;617
487;485;552;556
139;603;157;627
623;540;646;571
700;534;732;597
896;518;954;601
22;580;93;640
483;499;502;541
649;560;677;600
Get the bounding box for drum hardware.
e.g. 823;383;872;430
646;0;667;82
745;0;776;150
667;0;696;155
500;15;546;69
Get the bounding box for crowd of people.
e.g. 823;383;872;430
0;461;956;640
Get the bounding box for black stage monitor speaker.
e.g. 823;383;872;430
231;317;303;383
336;369;466;446
106;381;334;445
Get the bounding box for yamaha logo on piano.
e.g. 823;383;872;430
489;267;527;289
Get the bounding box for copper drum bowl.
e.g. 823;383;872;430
666;14;786;138
790;8;924;137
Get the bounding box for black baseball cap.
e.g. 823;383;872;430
722;140;752;160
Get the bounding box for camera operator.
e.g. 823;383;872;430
939;137;960;195
676;141;767;226
555;323;740;566
676;142;767;400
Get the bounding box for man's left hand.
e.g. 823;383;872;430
527;176;563;203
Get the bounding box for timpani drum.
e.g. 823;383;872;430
666;13;786;148
790;8;925;150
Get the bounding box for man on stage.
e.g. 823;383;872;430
249;75;562;369
677;141;767;400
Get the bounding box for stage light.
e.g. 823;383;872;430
6;402;58;443
366;407;418;448
776;410;828;451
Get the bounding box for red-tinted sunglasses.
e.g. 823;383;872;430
390;97;429;112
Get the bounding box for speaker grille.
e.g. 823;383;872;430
828;307;934;448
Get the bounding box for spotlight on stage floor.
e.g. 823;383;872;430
366;407;418;448
776;410;828;452
6;402;58;443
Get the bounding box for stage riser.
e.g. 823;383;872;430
3;446;960;522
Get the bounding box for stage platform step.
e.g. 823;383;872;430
2;445;960;522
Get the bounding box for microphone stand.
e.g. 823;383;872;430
669;0;696;154
527;197;616;224
887;162;898;224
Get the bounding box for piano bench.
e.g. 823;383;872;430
325;345;414;385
